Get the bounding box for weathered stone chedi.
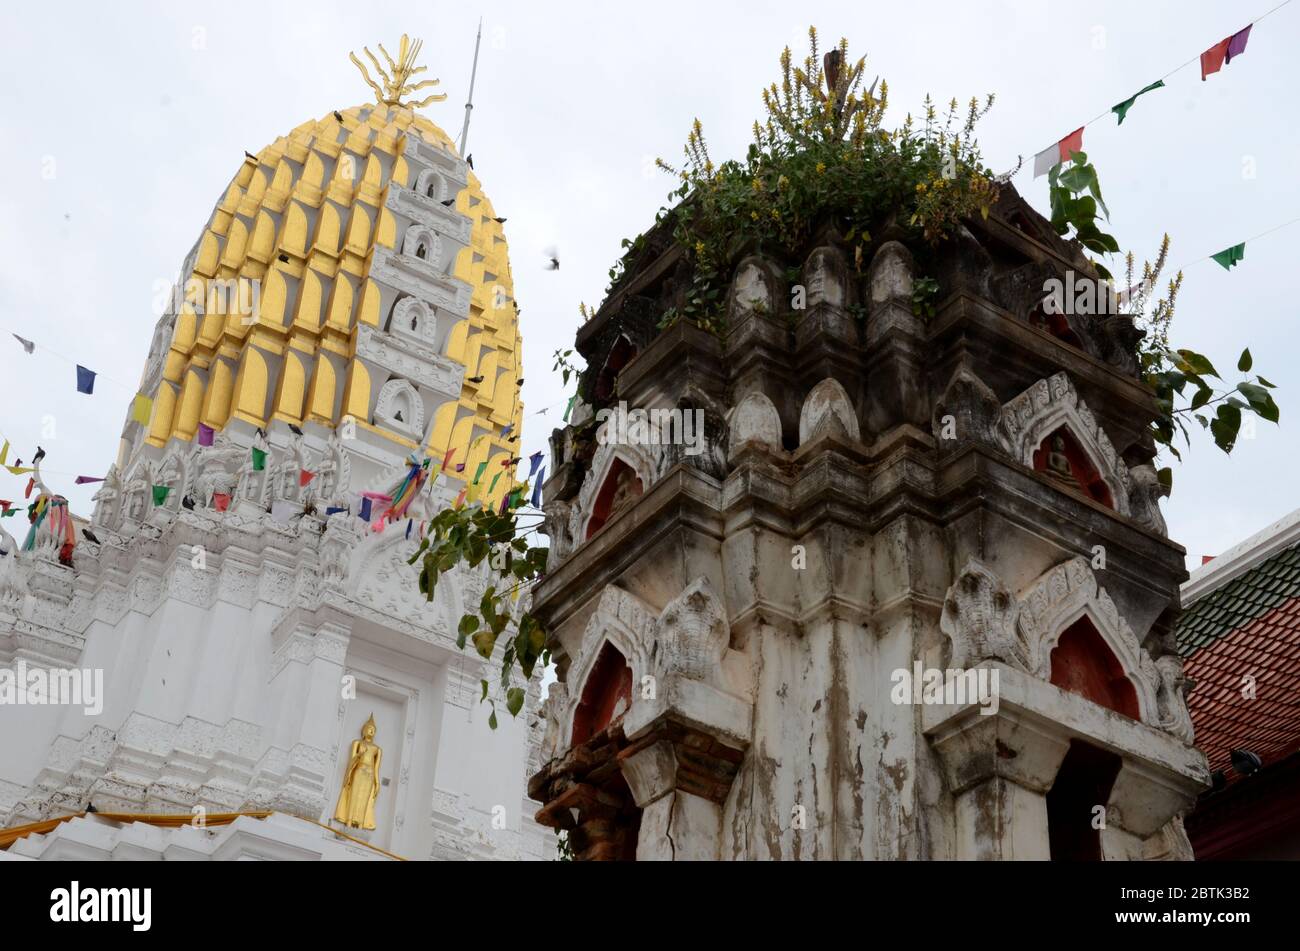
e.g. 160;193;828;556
528;185;1208;860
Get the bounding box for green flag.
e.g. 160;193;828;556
472;461;488;485
1111;80;1165;125
488;472;502;494
563;395;577;422
1211;243;1245;271
152;485;171;507
0;508;18;518
251;447;267;471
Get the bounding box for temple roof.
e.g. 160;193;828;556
1177;507;1300;782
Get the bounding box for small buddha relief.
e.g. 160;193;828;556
333;713;383;830
1041;433;1080;492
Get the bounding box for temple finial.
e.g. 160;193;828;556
350;33;448;108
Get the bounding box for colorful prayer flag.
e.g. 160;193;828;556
213;493;231;512
528;451;543;478
12;334;34;354
1226;25;1252;64
251;447;266;471
359;497;373;522
455;487;467;508
1032;127;1085;178
5;466;34;476
442;448;456;471
563;395;577;422
500;423;514;438
488;472;502;494
1201;38;1231;80
299;469;315;487
325;505;348;516
1211;243;1246;270
0;441;8;466
151;485;171;507
131;394;153;426
472;462;488;485
74;475;105;485
531;468;545;508
76;365;96;395
1111;80;1164;125
198;423;215;447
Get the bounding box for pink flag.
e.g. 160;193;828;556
198;423;215;447
213;493;231;512
75;475;106;485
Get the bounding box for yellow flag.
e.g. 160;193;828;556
0;440;8;465
5;466;34;476
131;394;153;426
466;480;482;505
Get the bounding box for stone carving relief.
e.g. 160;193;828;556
1127;463;1169;537
803;245;850;309
941;559;1029;671
728;256;779;319
798;377;861;444
90;464;121;527
190;436;245;509
931;365;1001;452
998;372;1134;516
727;391;783;456
655;577;728;681
868;240;914;308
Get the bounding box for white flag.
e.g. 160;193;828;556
1033;145;1058;179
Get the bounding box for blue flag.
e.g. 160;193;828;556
531;467;545;507
359;497;372;522
528;451;543;478
76;365;96;395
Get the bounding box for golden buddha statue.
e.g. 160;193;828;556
333;714;383;830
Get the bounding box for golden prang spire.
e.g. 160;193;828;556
350;34;448;108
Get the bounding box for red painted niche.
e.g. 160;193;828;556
1049;615;1140;720
571;642;634;746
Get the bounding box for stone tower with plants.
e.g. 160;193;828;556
520;31;1235;860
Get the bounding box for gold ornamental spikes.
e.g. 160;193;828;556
350;34;448;108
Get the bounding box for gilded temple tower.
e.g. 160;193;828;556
0;37;544;861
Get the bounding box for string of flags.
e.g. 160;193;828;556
1030;5;1284;179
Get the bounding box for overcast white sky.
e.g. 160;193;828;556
1;0;1296;572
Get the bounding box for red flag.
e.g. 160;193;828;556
0;500;9;513
213;493;231;512
442;448;455;471
25;478;35;499
1201;38;1230;80
1057;127;1084;163
299;469;315;487
454;488;467;508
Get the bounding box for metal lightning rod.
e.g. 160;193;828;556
457;18;483;157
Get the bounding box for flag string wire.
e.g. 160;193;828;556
1015;0;1293;173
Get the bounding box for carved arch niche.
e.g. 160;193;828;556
401;224;441;267
559;585;657;752
573;442;659;543
414;168;445;202
373;378;424;441
999;372;1133;515
1017;556;1157;724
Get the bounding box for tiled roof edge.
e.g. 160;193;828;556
1183;505;1300;605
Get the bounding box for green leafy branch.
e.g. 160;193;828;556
1048;151;1120;279
408;502;551;728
